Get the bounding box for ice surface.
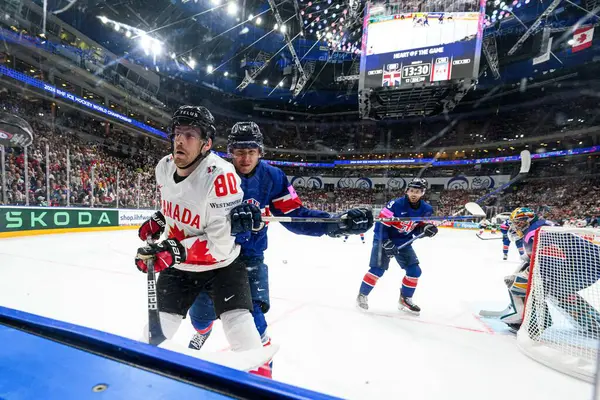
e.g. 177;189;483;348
0;225;593;399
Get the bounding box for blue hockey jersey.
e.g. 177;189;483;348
374;196;433;245
238;161;334;257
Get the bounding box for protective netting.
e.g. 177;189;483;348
517;227;600;383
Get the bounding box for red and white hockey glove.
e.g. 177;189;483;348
138;211;166;241
135;239;186;273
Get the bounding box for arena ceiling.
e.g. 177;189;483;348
29;0;600;112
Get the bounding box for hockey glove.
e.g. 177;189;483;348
135;238;186;273
138;211;166;241
382;239;398;258
230;203;264;235
328;208;374;237
422;224;438;238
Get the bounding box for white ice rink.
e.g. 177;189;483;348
0;225;594;399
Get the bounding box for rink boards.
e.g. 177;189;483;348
0;306;337;400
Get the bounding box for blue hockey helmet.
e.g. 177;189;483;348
228;122;264;154
407;177;428;191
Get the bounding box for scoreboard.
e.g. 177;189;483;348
359;8;485;90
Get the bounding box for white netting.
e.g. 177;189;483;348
517;226;600;382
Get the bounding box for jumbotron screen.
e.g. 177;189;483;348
359;0;485;90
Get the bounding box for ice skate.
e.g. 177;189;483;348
399;295;420;315
356;293;369;311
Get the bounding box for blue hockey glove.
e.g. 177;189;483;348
422;224;438;238
328;208;374;237
230;203;264;235
382;239;398;258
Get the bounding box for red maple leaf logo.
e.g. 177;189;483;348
167;223;189;242
578;33;588;44
187;239;218;265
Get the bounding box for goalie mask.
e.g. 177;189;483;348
509;207;537;239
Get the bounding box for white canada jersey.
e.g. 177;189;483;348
156;152;243;272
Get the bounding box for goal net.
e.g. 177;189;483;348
517;226;600;382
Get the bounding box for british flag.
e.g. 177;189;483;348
382;69;401;87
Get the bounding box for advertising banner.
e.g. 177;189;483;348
0;207;118;233
118;209;156;226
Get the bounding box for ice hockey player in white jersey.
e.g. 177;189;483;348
135;105;263;353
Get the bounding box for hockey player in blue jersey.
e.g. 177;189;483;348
186;122;373;377
500;220;524;261
356;178;438;315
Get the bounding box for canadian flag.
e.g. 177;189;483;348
572;26;594;53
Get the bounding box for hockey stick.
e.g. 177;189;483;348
475;233;502;241
146;256;167;346
474;150;532;205
263;213;484;224
396;232;426;250
451;150;532;217
479;305;513;318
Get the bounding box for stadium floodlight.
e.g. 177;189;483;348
224;71;229;77
114;23;120;32
256;17;262;25
207;65;214;74
248;14;254;20
140;34;152;52
125;30;132;38
279;81;284;87
274;23;279;30
227;3;238;15
151;40;162;56
211;0;221;4
568;39;575;45
171;52;177;59
99;16;109;24
280;25;287;32
263;79;268;84
188;58;197;69
241;27;249;34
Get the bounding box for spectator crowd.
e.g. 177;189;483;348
1;90;599;225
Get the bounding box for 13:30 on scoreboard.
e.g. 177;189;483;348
359;8;484;90
362;43;479;88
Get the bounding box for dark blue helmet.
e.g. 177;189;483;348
228;122;264;154
407;177;427;190
170;105;216;140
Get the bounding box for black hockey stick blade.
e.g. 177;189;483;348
147;258;166;346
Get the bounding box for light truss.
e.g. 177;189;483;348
507;0;562;56
267;0;309;96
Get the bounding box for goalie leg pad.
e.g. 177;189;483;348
500;293;525;326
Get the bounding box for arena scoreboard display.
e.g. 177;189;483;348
359;0;485;90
